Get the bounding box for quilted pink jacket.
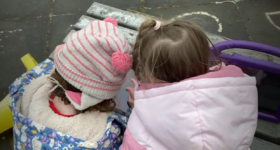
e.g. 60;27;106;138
120;65;258;150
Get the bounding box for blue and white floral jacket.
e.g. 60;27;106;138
9;59;131;150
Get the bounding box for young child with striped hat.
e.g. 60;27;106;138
10;17;132;150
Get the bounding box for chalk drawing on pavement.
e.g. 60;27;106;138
173;11;223;32
0;29;23;34
214;0;243;4
265;11;280;30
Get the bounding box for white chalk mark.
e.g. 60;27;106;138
144;7;152;10
173;11;223;32
265;11;280;30
0;29;23;34
234;0;242;2
214;0;242;4
52;13;78;17
215;1;232;4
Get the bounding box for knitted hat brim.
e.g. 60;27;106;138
65;90;104;110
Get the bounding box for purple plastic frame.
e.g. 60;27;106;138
210;40;280;123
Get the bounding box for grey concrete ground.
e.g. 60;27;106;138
0;0;279;149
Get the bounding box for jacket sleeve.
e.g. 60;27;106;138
106;110;131;149
111;122;124;149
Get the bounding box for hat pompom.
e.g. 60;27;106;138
104;17;118;26
111;52;131;73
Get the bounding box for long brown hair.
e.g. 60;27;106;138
133;19;221;83
50;70;116;112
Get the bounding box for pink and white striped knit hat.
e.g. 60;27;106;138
53;18;132;110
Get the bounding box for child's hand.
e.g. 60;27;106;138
126;78;137;109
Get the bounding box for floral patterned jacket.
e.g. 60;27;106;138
9;59;131;150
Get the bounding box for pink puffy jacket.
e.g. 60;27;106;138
120;65;257;150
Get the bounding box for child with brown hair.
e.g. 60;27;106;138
10;18;132;150
120;20;258;150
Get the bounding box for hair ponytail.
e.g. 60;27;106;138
132;19;158;79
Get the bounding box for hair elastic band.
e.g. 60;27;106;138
154;21;161;30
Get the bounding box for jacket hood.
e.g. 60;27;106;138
20;75;109;148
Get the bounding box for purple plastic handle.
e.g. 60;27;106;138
211;40;280;57
210;40;280;122
210;40;280;75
